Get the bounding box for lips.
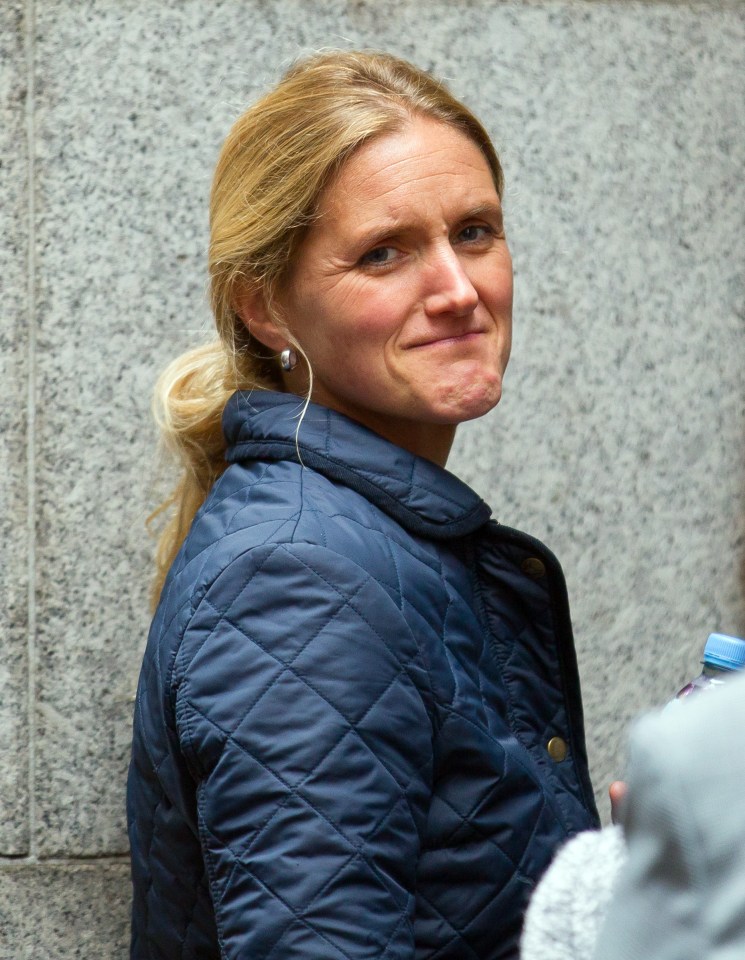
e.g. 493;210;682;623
406;329;486;350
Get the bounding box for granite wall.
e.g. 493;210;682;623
1;0;743;955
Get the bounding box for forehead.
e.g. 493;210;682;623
317;117;500;229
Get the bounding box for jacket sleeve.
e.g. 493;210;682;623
173;540;434;959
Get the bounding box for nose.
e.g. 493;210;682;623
423;246;479;318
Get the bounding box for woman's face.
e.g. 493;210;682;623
279;115;513;462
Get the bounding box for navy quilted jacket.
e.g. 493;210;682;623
128;390;599;960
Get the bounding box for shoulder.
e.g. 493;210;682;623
174;537;434;713
160;456;443;629
170;538;436;784
150;459;444;730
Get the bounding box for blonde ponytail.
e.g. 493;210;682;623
149;339;276;604
150;50;504;605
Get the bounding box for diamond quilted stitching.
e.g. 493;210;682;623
354;679;433;795
311;515;405;601
287;628;407;729
236;793;359;912
203;858;354;960
181;617;287;740
299;858;411;956
261;916;354;960
199;736;292;855
412;891;483;960
212;565;355;668
296;725;417;843
228;667;357;785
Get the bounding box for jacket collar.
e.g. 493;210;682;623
223;390;492;541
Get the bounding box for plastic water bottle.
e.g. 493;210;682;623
674;632;745;700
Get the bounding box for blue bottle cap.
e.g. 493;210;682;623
703;633;745;671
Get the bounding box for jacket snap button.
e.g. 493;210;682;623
521;557;546;579
547;737;568;762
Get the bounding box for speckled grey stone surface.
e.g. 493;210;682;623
2;0;744;947
0;0;30;856
447;0;745;812
0;861;130;959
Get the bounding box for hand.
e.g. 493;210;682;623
609;780;628;825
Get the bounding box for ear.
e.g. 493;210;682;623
234;284;287;353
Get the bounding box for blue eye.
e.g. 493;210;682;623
360;246;397;266
458;225;492;243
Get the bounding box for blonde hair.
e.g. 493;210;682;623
151;49;504;603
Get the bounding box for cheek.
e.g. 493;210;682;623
321;295;402;355
486;270;513;312
475;250;513;306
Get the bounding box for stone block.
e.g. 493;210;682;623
29;0;216;855
448;1;745;816
0;861;130;959
0;0;30;855
27;0;745;858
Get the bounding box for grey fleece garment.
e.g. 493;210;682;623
521;826;627;960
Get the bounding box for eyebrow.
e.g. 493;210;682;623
463;201;504;222
348;200;504;250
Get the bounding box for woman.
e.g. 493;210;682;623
128;51;599;960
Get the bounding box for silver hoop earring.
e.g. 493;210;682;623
280;348;298;372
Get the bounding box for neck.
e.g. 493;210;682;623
280;379;456;467
325;402;457;468
381;420;456;467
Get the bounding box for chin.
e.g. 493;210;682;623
431;376;503;425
